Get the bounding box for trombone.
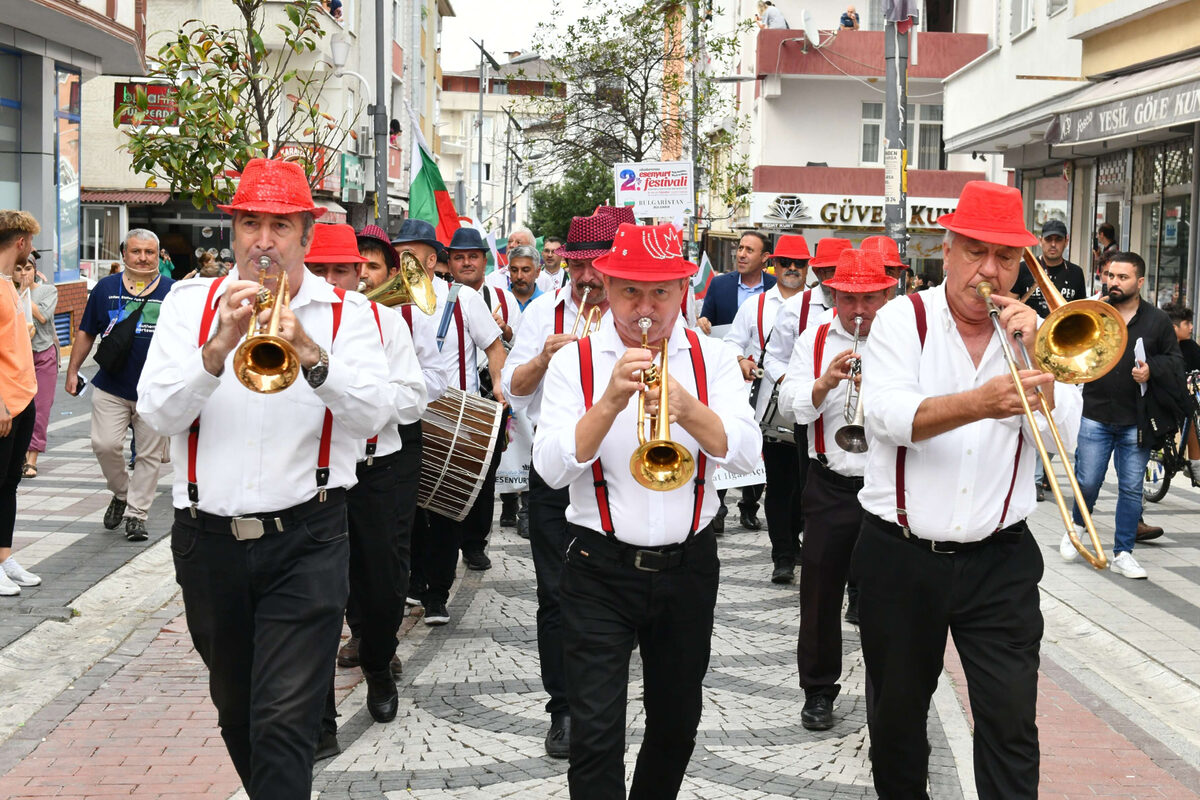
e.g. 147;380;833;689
835;315;867;453
630;317;696;491
975;248;1128;569
570;287;602;337
233;256;301;394
362;250;437;314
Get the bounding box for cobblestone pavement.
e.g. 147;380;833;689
2;376;1200;798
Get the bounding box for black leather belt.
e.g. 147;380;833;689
567;523;713;572
177;489;346;541
809;459;865;492
865;512;1026;554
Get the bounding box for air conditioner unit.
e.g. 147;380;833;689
356;125;373;157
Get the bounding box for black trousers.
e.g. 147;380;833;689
797;461;863;697
0;402;35;550
460;407;510;555
561;525;719;800
346;424;421;653
762;438;802;564
172;497;349;800
528;465;570;717
853;514;1043;800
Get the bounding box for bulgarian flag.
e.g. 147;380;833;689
692;251;715;299
407;103;461;245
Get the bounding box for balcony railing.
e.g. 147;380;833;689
756;29;988;80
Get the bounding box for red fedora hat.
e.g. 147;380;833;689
808;237;854;268
937;181;1035;247
859;235;905;268
773;234;812;261
306;223;366;263
823;249;896;293
218;158;326;218
592;222;696;281
563;206;637;260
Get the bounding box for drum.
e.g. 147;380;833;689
418;388;504;522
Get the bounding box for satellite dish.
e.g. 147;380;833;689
801;10;819;49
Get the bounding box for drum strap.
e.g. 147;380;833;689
812;322;831;462
578;330;710;539
365;300;385;464
436;284;462;351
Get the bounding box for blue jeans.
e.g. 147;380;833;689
1071;417;1149;555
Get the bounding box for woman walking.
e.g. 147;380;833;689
16;256;58;478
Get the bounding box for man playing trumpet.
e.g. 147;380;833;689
532;221;761;799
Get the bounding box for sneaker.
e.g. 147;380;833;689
424;601;450;626
1110;551;1148;579
0;570;20;596
2;557;41;587
103;496;127;530
124;517;148;542
462;550;492;571
1059;530;1081;562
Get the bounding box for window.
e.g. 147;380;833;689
860;102;945;170
861;103;882;164
914;105;944;170
1046;0;1068;16
1010;0;1032;38
492;80;508;95
82;206;122;262
0;51;19;209
55;68;81;282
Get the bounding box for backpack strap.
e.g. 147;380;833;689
364;299;385;464
684;329;709;538
811;322;832;463
896;292;927;531
186;276;229;513
578;337;615;536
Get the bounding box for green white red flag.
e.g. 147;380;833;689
407;104;461;245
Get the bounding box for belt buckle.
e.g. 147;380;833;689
929;539;957;555
230;516;266;541
633;549;666;572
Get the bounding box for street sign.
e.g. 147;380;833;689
113;84;178;126
614;161;693;219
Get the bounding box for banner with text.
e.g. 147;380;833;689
614;161;694;219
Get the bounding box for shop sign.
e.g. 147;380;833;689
341;153;366;204
277;143;341;194
750;192;956;229
1047;77;1200;145
613;161;693;218
114;83;179;126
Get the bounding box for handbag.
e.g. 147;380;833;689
94;294;151;374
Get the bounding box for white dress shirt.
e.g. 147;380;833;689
485;268;510;292
782;314;868;477
395;298;452;404
432;278;502;394
858;284;1082;542
477;282;520;341
362;302;428;460
727;285;787;421
136;270;392;516
537;267;568;295
501;286;595;429
532;316;762;546
763;288;832;385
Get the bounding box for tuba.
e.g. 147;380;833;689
363;251;437;314
630;318;696;491
233;256;301;394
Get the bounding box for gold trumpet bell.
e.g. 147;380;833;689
631;441;695;491
365;251;437;314
233;264;301;394
1034;300;1128;384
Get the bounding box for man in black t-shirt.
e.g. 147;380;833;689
1009;219;1086;317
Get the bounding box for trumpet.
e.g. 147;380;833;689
630;317;696;491
361;251;437;314
835;315;867;453
570;287;602;337
976;248;1127;570
232;256;301;394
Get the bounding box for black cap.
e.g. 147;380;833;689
1040;219;1067;238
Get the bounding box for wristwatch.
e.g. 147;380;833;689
303;346;329;389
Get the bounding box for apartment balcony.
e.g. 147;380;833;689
756;29;988;81
5;0;145;75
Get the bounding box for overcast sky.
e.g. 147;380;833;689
439;0;581;73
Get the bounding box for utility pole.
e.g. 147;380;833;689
689;0;701;262
501;120;512;238
471;39;501;225
883;12;909;264
372;0;388;229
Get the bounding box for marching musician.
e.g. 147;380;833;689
726;234;809;583
855;181;1082;798
532;221;761;800
778;248;894;731
303;223;426;752
500;205;630;759
396;220;505;625
136;159;391;799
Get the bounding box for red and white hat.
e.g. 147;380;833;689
562;206;637;260
773;234;812;261
305;223;366;263
592;222;697;281
808;237;854;268
937;181;1036;247
859;235;905;268
219;158;326;218
823;249;896;293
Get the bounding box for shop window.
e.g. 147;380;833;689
82;206;123;262
1096;152;1126;194
55;68;81;283
0;51;19;208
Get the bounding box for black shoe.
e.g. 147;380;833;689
711;513;725;535
1036;483;1045;502
103;496;127;530
499;495;517;527
771;560;794;584
844;595;859;625
516;516;530;540
801;695;834;731
123;517;148;542
424;600;450;626
364;668;398;722
390;654;403;680
545;713;570;759
314;729;340;761
337;636;360;668
463;550;492;571
739;509;762;530
499;513;516;528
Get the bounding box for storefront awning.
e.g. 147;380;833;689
316;199;347;224
80;190;171;205
1045;55;1200;146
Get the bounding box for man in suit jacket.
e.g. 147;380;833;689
698;231;776;334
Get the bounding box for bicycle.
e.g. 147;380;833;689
1144;370;1200;503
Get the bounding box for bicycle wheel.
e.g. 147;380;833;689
1144;452;1171;503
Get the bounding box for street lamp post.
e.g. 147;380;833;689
471;39;502;224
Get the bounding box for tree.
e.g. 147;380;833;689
116;0;361;209
527;157;614;240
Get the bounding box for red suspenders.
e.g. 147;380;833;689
453;304;466;389
756;292;767;351
578;330;710;538
553;301;565;335
811;322;832;458
365;299;385;463
798;290;812;334
495;289;509;323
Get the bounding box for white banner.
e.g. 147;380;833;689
750;192;957;229
712;454;766;490
614;161;694;219
496;409;534;491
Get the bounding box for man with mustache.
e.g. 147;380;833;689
1060;253;1180;579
